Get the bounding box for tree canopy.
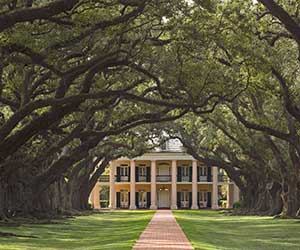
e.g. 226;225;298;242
0;0;300;218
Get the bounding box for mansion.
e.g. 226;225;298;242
90;142;240;210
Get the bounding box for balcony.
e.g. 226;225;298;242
198;175;208;182
156;175;171;182
116;175;130;182
99;175;110;182
198;175;212;182
136;176;149;182
177;175;191;182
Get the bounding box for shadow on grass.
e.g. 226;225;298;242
174;210;300;250
0;210;154;250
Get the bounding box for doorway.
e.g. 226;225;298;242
158;190;170;208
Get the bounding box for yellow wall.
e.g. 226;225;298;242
115;184;152;192
177;160;192;165
177;184;192;192
156;184;171;191
116;160;130;165
115;184;130;192
136;184;151;192
198;184;212;192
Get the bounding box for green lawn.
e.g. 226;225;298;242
0;210;154;250
174;210;300;250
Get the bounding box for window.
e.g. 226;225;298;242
181;191;189;202
120;165;129;176
139;166;146;176
199;191;208;202
182;165;190;176
199;166;207;176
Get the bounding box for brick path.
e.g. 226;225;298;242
133;210;194;250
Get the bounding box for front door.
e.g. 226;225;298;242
158;190;170;208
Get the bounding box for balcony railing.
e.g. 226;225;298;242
156;175;171;182
115;175;130;182
137;176;148;182
99;174;228;183
198;176;208;182
177;175;191;182
99;175;110;182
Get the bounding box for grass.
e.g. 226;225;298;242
173;210;300;250
0;210;154;250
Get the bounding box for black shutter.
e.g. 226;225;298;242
189;166;192;182
189;192;192;208
135;167;139;182
177;167;182;182
116;167;121;182
197;166;200;182
147;192;151;208
128;167;131;182
207;166;212;182
135;192;139;208
116;192;121;208
197;192;200;208
128;192;130;208
207;192;212;207
177;192;181;208
146;167;151;182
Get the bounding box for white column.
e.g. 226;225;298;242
233;183;240;203
129;160;136;209
171;160;177;209
109;161;116;209
93;183;100;209
191;160;199;209
150;160;157;209
226;183;231;208
212;166;219;209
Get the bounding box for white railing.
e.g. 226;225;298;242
199;176;208;182
156;175;171;182
181;176;190;182
138;176;147;182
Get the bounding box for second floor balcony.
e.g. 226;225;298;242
198;175;208;182
156;175;171;182
116;175;130;182
100;173;214;183
177;175;192;182
198;175;213;182
99;166;227;183
136;175;151;182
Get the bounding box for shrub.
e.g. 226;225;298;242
233;202;241;209
100;200;109;208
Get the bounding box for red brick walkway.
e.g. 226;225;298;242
133;210;193;250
